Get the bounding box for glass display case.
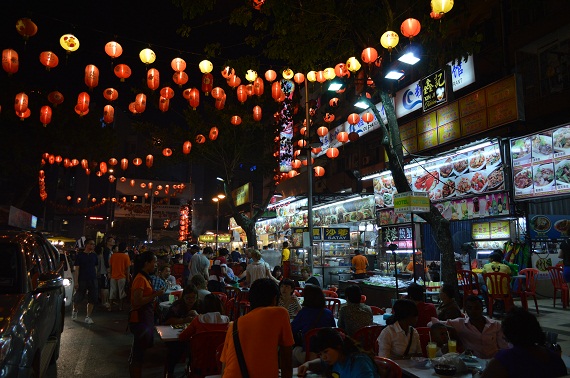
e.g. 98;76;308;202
471;220;513;268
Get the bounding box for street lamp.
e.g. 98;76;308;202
212;193;226;252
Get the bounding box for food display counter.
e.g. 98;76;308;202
341;276;413;308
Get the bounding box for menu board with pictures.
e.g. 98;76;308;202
374;141;505;209
511;124;570;200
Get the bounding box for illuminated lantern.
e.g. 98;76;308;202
221;66;235;79
135;93;147;113
60;34;79;52
139;48;156;64
202;73;213;95
302;158;314;166
381;31;399;52
128;102;138;114
362;112;374;123
326;147;339;159
14;92;28;113
323;113;335;123
48;155;55;165
227;75;241;88
245;70;257;82
133;158;142;166
158;97;170;112
108;175;116;183
199;60;213;73
119;177;126;182
347;113;360;125
104;41;123;58
337;131;349;143
215;94;226;110
130;179;135;187
99;162;107;174
114;64;131;81
431;0;454;15
72;159;79;166
236;85;247;103
282;68;294;80
75;92;90;113
317;126;329;137
246;84;254;97
63;158;71;168
103;105;114;123
312;147;322;154
291;160;302;169
195;135;206;144
253;105;262;121
307;71;317;82
253;77;264;96
288;170;298;178
361;47;378;64
293;150;301;158
16;18;38;40
297;139;307;148
120;158;128;170
430;11;443;20
147;68;160;90
39;51;59;70
173;71;188;87
265;69;277;82
39;106;52;126
55;155;62;164
162;148;173;157
329;98;339;108
289;73;303;85
271;81;282;101
103;88;119;101
314;166;325;177
230;115;241;126
315;71;326;83
2;49;19;75
209;127;219;141
146;154;153;168
401;18;421;39
109;158;118;166
323;68;335;80
81;159;89;169
84;64;99;89
334;63;349;78
182;141;192;154
188;88;199;109
346;57;361;72
171;57;186;72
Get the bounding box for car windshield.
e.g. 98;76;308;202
0;243;21;294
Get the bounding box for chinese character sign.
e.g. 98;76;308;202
422;69;447;112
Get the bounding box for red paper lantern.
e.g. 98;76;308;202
362;112;374;123
188;88;200;110
103;105;114;123
135;93;147;113
209;127;219;141
265;69;277;82
171;57;186;72
314;166;325;177
39;51;59;70
302;158;314;166
72;159;79;166
253;77;264;96
361;47;378;64
294;73;305;84
221;66;235;79
48;91;64;106
120;158;128;170
316;71;326;83
227;75;241;88
16;18;38;40
182;141;192;154
202;73;213;95
16;108;31;120
211;87;224;100
99;162;108;174
337;131;349;143
81;159;89;169
84;64;99;89
236;85;248;104
76;92;90;113
297;139;307;148
312;147;322;154
215;94;226;110
324;113;335;123
147;68;160;90
347;113;360;125
271;81;282;102
158;97;169;112
291;159;302;169
146;154;153;168
317;126;329;137
253;105;262;121
326;147;339;159
133;158;142;166
14;92;28;113
172;71;188;87
196;135;206;144
160;87;175;99
162;148;173;157
334;63;350;78
109;158;118;166
105;41;123;58
39;106;52;126
114;64;131;81
230;115;242;126
288;170;298;178
401;18;421;39
2;49;19;75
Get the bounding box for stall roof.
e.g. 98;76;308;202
268;193;374;211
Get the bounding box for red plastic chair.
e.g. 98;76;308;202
353;325;383;354
225;286;241;302
295;287;304;297
325;297;342;318
225;298;237;321
322;290;338;298
373;357;402;378
370;306;385;315
517;268;539;314
458;270;482;309
215;343;224;372
415;327;431;358
483;272;514;317
187;331;227;377
303;327;346;362
171;263;185;280
547;266;569;308
360;294;367;303
211;292;228;306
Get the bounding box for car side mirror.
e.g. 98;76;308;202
35;272;63;293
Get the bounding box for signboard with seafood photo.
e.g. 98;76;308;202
529;215;570;240
511;124;570;200
374;141;505;214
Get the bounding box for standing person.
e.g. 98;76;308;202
108;242;131;311
189;246;213;281
128;251;165;378
338;285;373;337
407;282;437;328
230;248;242;263
220;278;294;378
282;241;291;278
351;249;369;279
73;237;99;324
97;236;115;309
245;250;277;286
182;244;197;286
405;250;430;281
377;299;422;359
558;239;570;291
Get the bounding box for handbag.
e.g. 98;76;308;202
233;318;250;378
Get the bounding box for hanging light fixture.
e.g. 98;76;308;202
139;48;156;64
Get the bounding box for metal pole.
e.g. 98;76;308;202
411;213;416;283
148;191;154;243
305;78;314;271
215;200;220;252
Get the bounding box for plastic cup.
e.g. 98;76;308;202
168;294;175;303
427;342;437;359
448;340;457;353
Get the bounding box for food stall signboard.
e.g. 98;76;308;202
322;228;350;241
198;234;232;243
394;192;430;214
472;222;491;240
232;182;252;207
422;68;448;112
529;215;570;239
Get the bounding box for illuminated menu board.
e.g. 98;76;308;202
511;124;570;200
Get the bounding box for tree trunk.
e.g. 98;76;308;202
233;213;257;248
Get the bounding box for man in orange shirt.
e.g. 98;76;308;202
351;249;368;279
108;242;131;311
220;278;294;378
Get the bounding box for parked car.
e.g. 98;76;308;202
0;226;65;377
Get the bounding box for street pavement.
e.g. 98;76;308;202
46;305;186;377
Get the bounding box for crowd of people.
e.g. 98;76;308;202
69;239;569;378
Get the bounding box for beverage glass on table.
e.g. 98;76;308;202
427;342;438;359
448;340;457;353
